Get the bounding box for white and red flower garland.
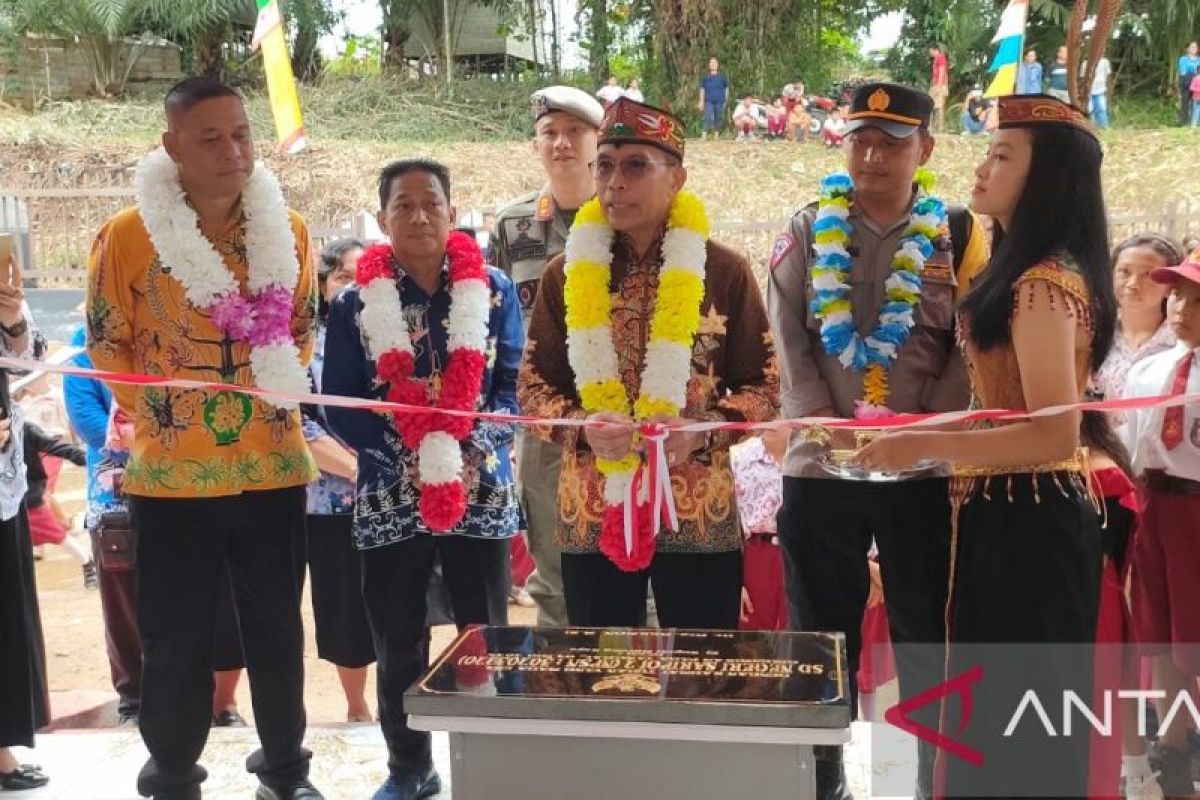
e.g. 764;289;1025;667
355;231;490;532
135;147;309;409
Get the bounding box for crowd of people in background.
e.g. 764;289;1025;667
692;57;849;145
594;75;643;107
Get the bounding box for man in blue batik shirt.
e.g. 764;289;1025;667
323;158;523;800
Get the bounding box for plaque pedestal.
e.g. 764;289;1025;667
410;714;847;800
407;627;851;800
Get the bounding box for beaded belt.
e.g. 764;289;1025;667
950;447;1090;478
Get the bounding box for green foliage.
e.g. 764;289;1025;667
284;0;338;81
1;0;149;94
888;0;1200;103
1108;91;1177;128
636;0;900;129
1111;0;1200;95
0;0;260;92
886;0;1002;93
326;35;383;78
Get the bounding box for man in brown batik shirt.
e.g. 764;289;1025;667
519;97;778;631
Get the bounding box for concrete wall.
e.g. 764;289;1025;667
0;36;183;102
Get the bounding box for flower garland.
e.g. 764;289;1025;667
810;169;947;408
563;190;709;572
135;147;309;409
356;232;491;533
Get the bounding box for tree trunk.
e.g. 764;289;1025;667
194;24;227;78
527;0;540;72
291;17;322;81
441;0;454;84
381;1;411;74
589;0;608;84
548;0;561;75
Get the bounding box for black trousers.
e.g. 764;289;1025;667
130;487;310;799
943;473;1101;799
304;514;375;669
0;507;48;749
1181;74;1195;125
561;550;743;630
360;534;509;780
89;527;248;716
779;477;951;793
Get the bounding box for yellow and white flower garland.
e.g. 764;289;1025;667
563;191;709;565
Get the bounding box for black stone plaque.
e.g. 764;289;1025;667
407;627;849;729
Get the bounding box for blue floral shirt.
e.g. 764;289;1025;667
324;261;524;550
304;324;357;515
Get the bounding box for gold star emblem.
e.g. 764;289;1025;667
485;453;500;471
698;305;727;336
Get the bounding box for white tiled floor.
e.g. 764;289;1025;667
8;725;450;800
9;719;910;799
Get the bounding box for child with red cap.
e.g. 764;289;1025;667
1122;249;1200;797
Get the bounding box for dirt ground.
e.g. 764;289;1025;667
37;462;537;729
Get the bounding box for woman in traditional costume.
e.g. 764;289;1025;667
854;95;1116;798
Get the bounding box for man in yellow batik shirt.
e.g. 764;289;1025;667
86;77;323;800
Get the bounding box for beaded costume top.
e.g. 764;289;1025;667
959;260;1095;422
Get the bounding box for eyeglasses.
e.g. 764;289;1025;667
592;156;677;182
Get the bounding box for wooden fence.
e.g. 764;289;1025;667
3;187;1198;287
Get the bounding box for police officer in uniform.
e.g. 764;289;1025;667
493;86;603;627
767;82;988;800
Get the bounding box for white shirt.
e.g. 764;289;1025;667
624;87;644;103
596;84;624;103
1090;57;1111;96
1122;342;1200;480
823;117;846;134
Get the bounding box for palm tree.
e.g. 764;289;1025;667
1;0;255;94
2;0;147;95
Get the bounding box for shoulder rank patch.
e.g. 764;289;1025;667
922;263;954;284
769;233;796;270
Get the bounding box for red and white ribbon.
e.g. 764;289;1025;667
7;355;1200;436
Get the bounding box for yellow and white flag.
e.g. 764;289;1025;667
252;0;307;154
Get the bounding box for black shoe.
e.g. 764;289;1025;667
211;708;247;728
255;779;324;800
0;764;49;790
1150;742;1195;798
371;769;442;800
814;745;854;800
151;791;201;800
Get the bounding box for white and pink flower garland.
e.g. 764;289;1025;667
135;147;309;409
355;232;491;532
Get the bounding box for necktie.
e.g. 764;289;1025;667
1160;352;1194;450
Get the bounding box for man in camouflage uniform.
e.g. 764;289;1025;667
493;86;603;626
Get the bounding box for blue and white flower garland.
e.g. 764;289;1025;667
809;170;947;406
